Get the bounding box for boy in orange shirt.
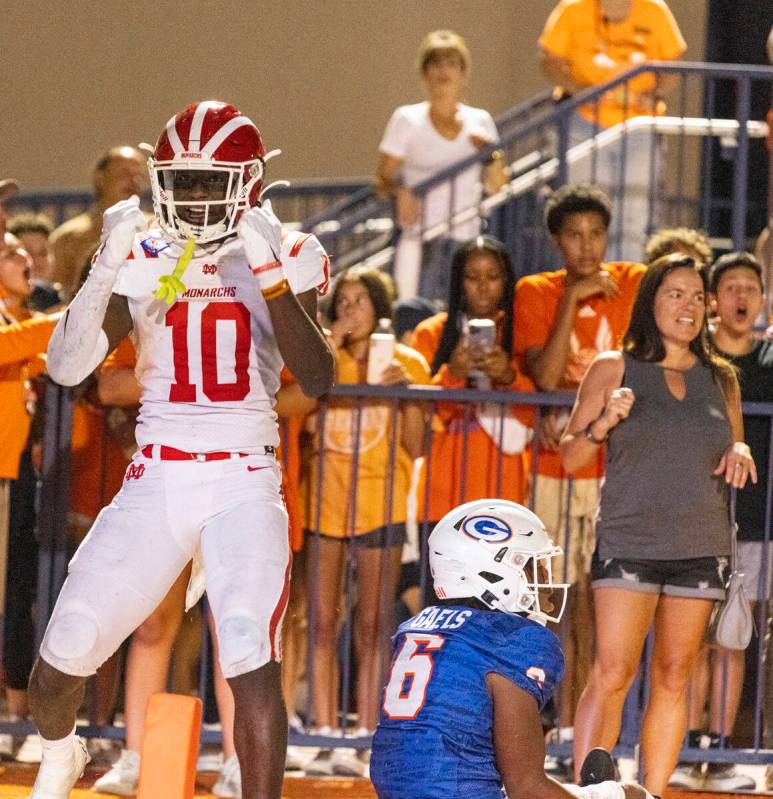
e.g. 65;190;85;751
514;184;645;775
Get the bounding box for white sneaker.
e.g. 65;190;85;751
703;762;757;791
285;745;307;772
17;734;43;763
91;749;140;795
304;748;334;776
212;754;241;798
331;747;370;778
30;736;90;799
196;748;224;773
668;762;704;789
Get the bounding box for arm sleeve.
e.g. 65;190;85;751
378;107;412;159
538;1;573;58
46;264;119;386
0;315;58;367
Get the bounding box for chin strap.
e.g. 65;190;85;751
154;237;196;305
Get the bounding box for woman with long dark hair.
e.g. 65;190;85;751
560;254;756;797
411;235;535;523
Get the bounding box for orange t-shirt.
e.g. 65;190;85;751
411;313;536;520
0;302;54;479
301;343;431;538
69;337;138;522
514;261;645;478
539;0;686;128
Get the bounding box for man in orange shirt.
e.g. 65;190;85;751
539;0;686;261
514;184;645;776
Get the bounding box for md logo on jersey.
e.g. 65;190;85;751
201;263;218;276
125;463;145;481
461;515;512;543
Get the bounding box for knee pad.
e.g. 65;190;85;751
218;614;270;677
42;602;101;675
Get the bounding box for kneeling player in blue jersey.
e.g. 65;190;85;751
371;499;653;799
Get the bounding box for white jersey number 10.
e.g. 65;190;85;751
166;301;251;403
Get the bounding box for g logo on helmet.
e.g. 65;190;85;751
462;515;512;543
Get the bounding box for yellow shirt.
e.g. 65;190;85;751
302;342;430;538
540;0;686;128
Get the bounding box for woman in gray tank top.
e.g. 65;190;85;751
558;254;756;797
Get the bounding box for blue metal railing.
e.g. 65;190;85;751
4;177;370;230
8;380;771;773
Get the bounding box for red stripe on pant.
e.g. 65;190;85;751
268;557;292;661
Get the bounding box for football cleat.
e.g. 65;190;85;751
29;736;90;799
580;748;617;786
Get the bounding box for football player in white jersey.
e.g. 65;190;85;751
27;101;335;799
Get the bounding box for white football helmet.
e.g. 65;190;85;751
428;499;568;624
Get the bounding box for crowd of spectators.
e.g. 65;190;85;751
1;6;772;798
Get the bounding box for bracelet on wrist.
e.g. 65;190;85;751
261;278;290;301
584;419;608;445
486;149;505;166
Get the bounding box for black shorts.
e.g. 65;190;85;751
306;523;407;550
590;549;728;600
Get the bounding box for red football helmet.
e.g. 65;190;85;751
147;101;266;244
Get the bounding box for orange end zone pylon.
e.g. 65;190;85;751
136;693;202;799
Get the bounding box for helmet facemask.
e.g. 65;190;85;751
148;157;264;245
483;546;568;624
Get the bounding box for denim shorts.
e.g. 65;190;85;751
591;549;728;600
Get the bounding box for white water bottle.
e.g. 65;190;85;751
367;317;396;384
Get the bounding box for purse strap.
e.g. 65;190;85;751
729;486;739;573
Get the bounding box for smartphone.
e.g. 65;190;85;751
467;318;496;350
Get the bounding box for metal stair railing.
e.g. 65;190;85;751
297;88;555;237
307;61;773;279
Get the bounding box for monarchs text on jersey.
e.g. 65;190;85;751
371;605;564;799
112;229;329;452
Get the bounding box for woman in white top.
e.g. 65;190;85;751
376;30;507;302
